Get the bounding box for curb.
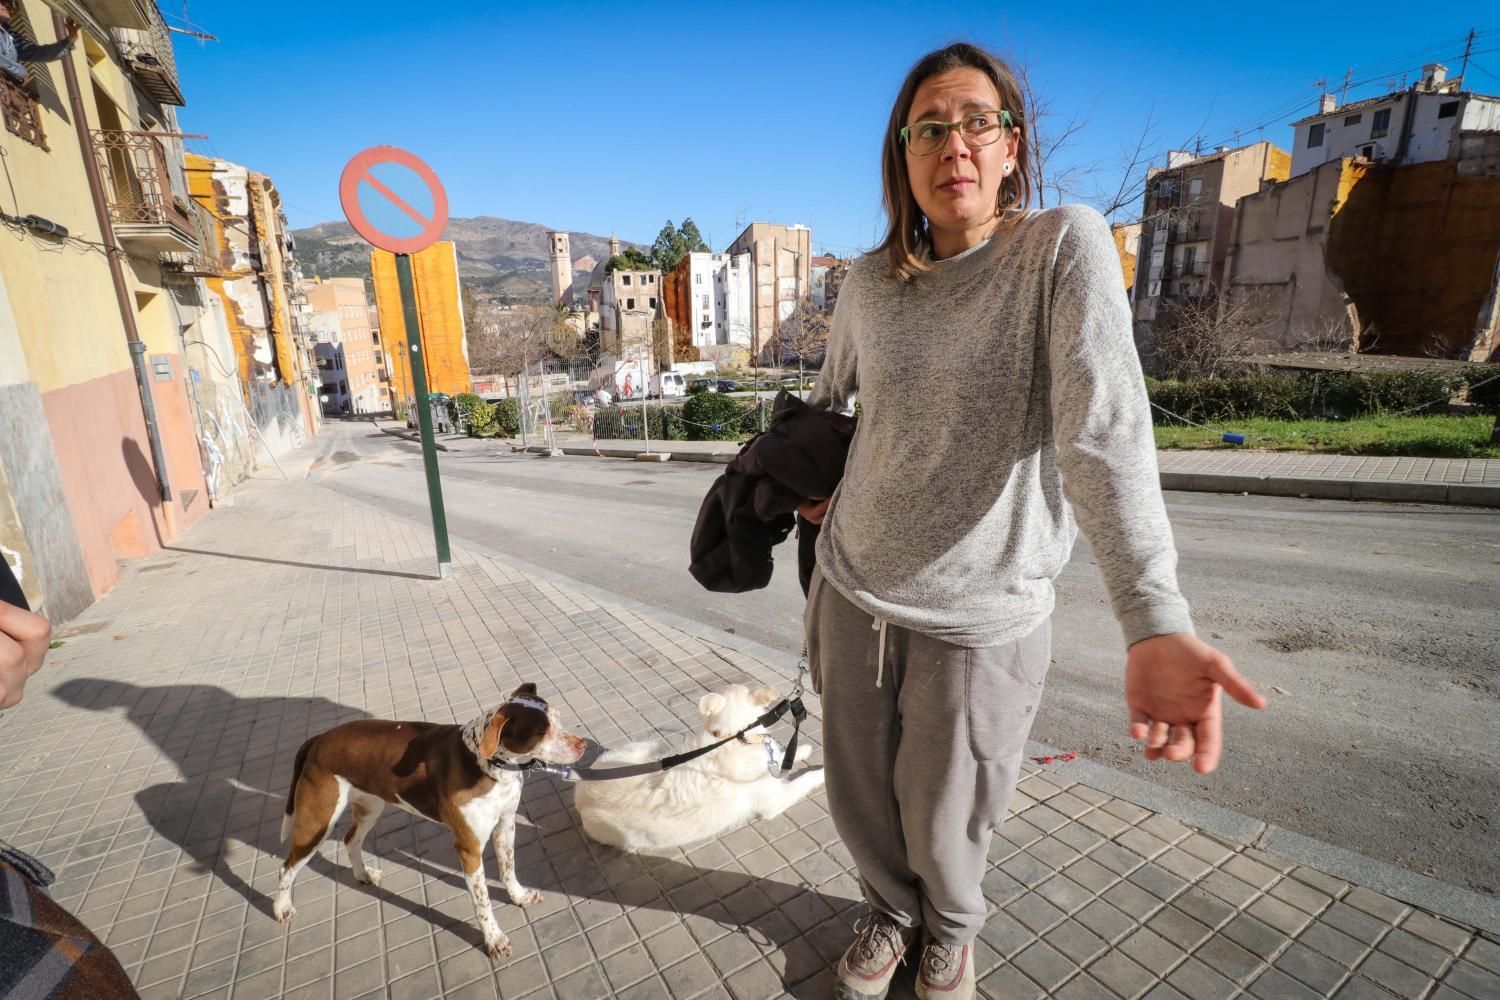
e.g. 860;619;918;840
308;476;1500;934
492;440;1500;507
1158;471;1500;508
372;422;450;452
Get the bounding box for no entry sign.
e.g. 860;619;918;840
338;146;449;255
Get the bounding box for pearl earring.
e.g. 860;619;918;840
1004;163;1013;174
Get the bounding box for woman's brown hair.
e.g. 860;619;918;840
876;43;1031;281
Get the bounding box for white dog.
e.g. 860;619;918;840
575;684;824;852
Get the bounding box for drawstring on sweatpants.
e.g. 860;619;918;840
872;617;888;688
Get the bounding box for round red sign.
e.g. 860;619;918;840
338;146;449;255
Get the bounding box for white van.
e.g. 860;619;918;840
650;371;687;399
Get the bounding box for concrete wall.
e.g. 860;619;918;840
1328;160;1500;357
728;223;812;355
1225;159;1360;349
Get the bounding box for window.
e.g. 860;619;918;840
0;11;47;150
622;274;631;285
1307;123;1325;148
695;274;702;284
626;298;635;309
1372;108;1391;138
1437;101;1459;120
1188;178;1202;196
1360;145;1375;159
649;297;657;308
1344;114;1362;126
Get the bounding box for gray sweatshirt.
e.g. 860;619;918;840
809;204;1193;649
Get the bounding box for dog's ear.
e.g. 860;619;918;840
478;711;508;759
511;682;539;699
698;693;726;717
752;687;781;707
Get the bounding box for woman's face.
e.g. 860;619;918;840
903;67;1020;255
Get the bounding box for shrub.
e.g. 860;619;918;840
1461;365;1500;412
455;392;497;436
491;398;520;436
683;392;751;441
1146;370;1463;424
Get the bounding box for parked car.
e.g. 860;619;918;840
715;379;740;393
689;378;717;394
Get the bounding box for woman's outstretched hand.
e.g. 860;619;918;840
1125;632;1266;774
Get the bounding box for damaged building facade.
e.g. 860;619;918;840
1224;64;1500;360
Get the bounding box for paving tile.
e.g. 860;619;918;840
1344;886;1410;924
1011;939;1078;992
1248;966;1326;1000
1356;950;1435;1000
1194;933;1266;985
1441;960;1500;999
1087;949;1157;999
1399;911;1472;954
1275;941;1349;995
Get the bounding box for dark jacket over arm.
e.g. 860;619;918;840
689;392;855;595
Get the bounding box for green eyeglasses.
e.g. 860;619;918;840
899;110;1013;156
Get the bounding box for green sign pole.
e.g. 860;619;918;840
396;252;452;576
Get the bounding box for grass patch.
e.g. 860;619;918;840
1153;414;1500;459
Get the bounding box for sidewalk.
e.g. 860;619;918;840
4;466;1495;1000
373;420;1500;507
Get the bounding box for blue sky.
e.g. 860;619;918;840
173;1;1494;257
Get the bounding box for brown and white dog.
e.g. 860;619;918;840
273;683;586;957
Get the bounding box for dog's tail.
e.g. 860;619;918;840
282;738;314;844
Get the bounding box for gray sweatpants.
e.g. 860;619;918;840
805;565;1052;945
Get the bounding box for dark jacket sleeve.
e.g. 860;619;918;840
0;557;27;612
15;37;73;64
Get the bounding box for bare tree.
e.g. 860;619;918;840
1144;291;1274;380
1093;104;1166;220
1012;53;1096;209
776;295;832;387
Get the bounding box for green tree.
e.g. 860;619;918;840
651;220;683;273
605;247;654;273
679;218;709;253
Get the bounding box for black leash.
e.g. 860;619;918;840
497;652;810;783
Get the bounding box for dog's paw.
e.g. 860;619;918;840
510;887;543;908
354;867;383;886
484;932;513;959
794;743;812;763
272;896;296;923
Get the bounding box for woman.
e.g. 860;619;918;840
800;43;1265;1000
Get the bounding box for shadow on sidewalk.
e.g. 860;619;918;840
51;679;856;996
164;545;435;581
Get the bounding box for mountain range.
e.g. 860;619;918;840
289;217;646;300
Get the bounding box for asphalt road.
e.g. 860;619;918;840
308;422;1500;894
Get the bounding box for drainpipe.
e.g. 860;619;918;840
53;12;172;502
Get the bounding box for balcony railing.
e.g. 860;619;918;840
160;199;222;276
0;75;46;150
113;13;184;106
92;129;198;253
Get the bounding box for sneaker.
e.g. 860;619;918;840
834;911;916;999
915;940;974;999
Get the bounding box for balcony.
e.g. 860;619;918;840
112;14;184;106
83;0;155;30
0;75;46;150
160;200;221;276
92;129;198;253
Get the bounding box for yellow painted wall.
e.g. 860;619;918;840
0;4;128;394
371;242;472;398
